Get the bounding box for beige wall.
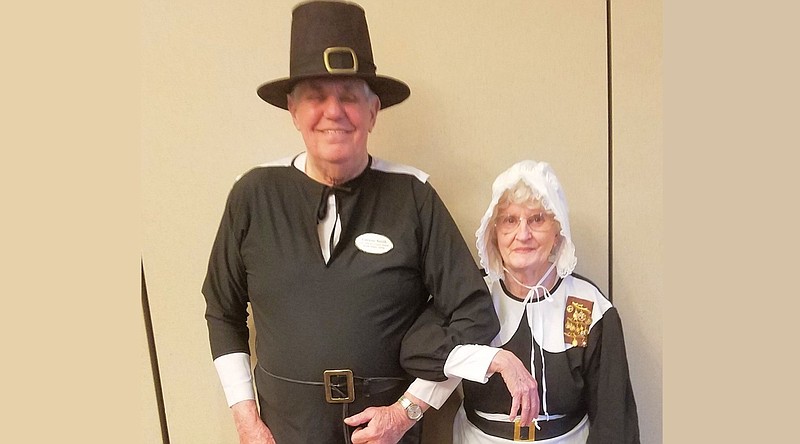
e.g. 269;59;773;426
611;1;663;443
141;0;661;442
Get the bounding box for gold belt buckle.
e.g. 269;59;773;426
323;369;355;403
513;419;536;441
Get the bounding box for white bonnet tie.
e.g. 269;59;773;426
503;261;557;421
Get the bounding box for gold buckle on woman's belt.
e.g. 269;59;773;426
323;369;355;403
513;419;536;441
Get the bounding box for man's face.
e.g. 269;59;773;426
287;78;380;167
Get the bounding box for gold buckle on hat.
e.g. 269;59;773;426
513;419;535;441
323;47;358;74
323;369;355;403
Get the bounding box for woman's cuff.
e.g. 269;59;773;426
443;344;501;383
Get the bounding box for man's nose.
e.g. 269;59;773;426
322;95;345;117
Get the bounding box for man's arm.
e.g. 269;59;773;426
344;344;539;443
214;353;274;443
410;345;539;424
231;400;275;444
399;185;501;381
204;183;270;443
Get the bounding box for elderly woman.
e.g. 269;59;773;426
427;160;640;443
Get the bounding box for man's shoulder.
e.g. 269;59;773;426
222;155;301;204
370;156;429;184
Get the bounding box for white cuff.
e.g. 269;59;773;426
407;377;461;410
443;344;501;383
213;352;256;407
405;344;501;409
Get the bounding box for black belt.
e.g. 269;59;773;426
465;407;585;441
258;366;407;403
259;366;407;444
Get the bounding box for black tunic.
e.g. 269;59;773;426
460;275;639;443
202;155;499;442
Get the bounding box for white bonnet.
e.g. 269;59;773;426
475;160;577;282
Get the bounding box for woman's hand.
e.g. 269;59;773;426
488;349;540;425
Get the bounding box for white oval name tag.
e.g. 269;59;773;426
355;233;394;255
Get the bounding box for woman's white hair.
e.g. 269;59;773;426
475;160;577;283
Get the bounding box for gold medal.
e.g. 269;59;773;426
563;296;593;347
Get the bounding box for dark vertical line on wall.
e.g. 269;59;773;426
142;260;171;444
606;0;614;302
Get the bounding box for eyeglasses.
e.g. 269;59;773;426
495;212;555;234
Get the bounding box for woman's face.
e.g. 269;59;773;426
495;201;560;279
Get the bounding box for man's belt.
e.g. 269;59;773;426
465;407;586;441
258;366;406;404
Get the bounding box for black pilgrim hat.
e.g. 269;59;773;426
256;1;411;110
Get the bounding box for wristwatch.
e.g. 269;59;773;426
398;396;423;421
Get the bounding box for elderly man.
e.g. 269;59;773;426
203;2;508;443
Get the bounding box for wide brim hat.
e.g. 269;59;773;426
257;1;411;110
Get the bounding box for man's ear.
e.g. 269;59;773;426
369;96;380;131
287;94;300;130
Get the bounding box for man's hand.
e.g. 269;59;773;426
489;349;540;425
344;395;424;444
231;399;276;444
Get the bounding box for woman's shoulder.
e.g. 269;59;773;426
561;273;614;315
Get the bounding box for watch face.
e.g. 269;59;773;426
407;404;423;420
